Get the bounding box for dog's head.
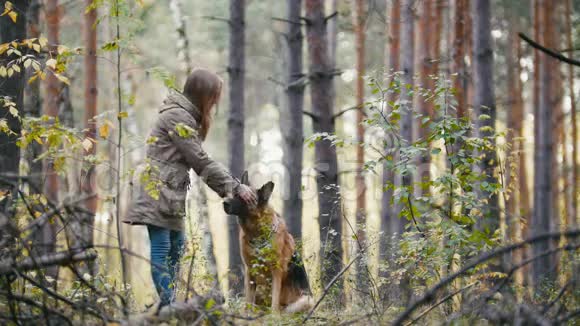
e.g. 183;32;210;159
223;171;275;219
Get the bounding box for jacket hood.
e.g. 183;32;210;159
160;91;202;123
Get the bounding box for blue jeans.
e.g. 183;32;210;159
147;225;185;306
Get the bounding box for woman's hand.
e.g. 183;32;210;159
236;184;258;206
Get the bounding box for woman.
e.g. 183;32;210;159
124;69;256;309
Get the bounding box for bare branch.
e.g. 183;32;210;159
0;250;98;275
519;32;580;66
271;17;304;26
201;15;231;24
303;110;320;121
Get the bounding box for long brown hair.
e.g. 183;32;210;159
182;69;223;140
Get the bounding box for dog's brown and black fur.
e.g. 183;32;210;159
223;172;312;312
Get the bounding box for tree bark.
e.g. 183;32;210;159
24;0;42;192
505;14;526;282
532;0;555;289
42;0;60;279
352;0;368;297
170;0;192;74
471;0;498;232
565;0;578;227
0;0;29;250
416;0;433;195
304;0;343;296
281;0;305;240
227;0;245;296
380;0;399;268
452;0;468;118
394;0;415;230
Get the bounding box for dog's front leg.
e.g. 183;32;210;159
271;271;282;312
244;266;256;305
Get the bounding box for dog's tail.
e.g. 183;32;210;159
284;295;314;313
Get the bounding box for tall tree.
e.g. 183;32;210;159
41;0;60;278
381;0;400;263
0;0;29;248
169;0;220;292
416;0;433;193
565;0;578;226
352;0;368;296
79;0;98;261
24;0;42;192
394;0;415;225
227;0;246;295
532;0;555;288
505;11;526;277
471;0;498;232
304;0;343;294
281;0;305;240
353;0;366;256
452;0;468;117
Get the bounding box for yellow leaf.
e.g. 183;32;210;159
34;211;42;218
23;58;31;69
38;36;48;47
57;45;68;55
8;10;16;23
9;106;18;117
46;58;57;69
117;111;128;119
32;43;40;53
5;2;13;10
0;189;8;202
0;66;6;77
0;43;8;54
99;123;110;139
28;73;38;84
82;138;93;152
55;73;70;85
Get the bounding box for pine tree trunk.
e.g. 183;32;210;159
352;0;368;297
24;0;43;193
565;0;578;227
227;0;246;296
416;0;432;194
42;0;60;279
532;0;556;289
452;0;468;117
380;0;399;265
281;0;305;240
304;0;343;296
394;0;415;230
471;0;498;232
0;0;29;249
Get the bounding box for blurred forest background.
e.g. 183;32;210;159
1;0;580;324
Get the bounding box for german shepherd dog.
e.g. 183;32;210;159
223;172;313;313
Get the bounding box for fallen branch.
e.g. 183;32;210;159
392;229;580;326
0;250;97;275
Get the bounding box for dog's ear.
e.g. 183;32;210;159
258;181;274;205
241;170;250;186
